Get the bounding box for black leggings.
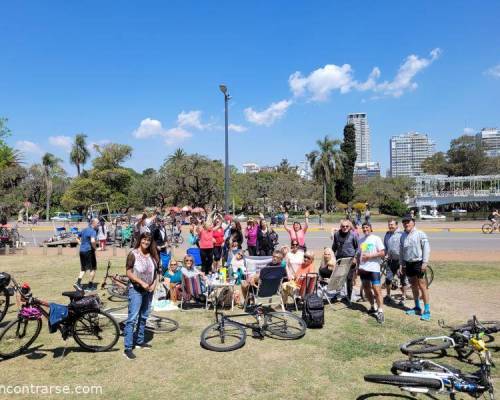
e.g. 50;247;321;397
200;248;214;274
247;246;257;256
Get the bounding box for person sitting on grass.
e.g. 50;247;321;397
281;250;316;306
163;259;182;303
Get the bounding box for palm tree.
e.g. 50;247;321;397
42;153;62;221
306;136;345;214
168;148;186;164
70;133;90;176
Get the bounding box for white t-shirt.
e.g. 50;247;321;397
359;234;384;273
286;250;304;279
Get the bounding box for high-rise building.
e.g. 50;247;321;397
353;162;381;182
347;113;370;163
390;132;436;177
476;128;500;157
242;163;260;173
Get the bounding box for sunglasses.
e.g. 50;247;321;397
304;256;312;260
184;259;193;263
291;243;299;247
341;225;350;228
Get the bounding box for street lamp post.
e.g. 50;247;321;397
219;84;230;214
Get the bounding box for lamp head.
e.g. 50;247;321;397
219;84;228;95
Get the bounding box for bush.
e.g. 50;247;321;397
379;199;408;217
352;202;367;211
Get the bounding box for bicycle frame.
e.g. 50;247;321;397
101;261;128;290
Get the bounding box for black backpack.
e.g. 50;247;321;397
302;293;324;328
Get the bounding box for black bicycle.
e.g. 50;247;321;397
200;304;307;352
380;259;434;290
0;277;120;359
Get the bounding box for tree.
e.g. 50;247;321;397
276;158;296;174
41;153;63;220
306;136;344;214
92;143;132;170
0;117;22;169
70;133;90;176
168;148;187;163
421;152;447;175
335;124;357;203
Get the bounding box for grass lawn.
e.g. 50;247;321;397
0;255;498;399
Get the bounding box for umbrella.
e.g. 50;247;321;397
182;206;192;212
192;207;205;213
169;206;181;213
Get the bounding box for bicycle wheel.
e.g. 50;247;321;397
72;310;120;352
0;317;42;358
200;321;246;352
391;360;461;375
400;336;452;355
424;265;434;288
453;320;500;333
107;283;128;300
0;287;10;323
364;374;442;390
145;314;179;333
264;312;307;339
482;223;494;234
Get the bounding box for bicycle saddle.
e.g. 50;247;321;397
62;291;84;299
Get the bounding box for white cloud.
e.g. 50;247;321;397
177;110;209;130
131;114;196;146
48;135;73;152
288;48;441;101
132;118;165;139
164;127;192;145
244;100;293;126
15;140;43;155
463;127;475;135
228;124;247;133
485;64;500;79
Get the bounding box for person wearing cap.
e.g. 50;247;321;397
400;214;431;321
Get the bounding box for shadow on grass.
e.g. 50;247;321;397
357;393;438;399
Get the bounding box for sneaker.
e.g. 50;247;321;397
73;282;83;292
376;311;385;324
420;312;431;322
135;343;152;350
367;307;377;315
123;349;136;360
383;296;392;305
406;307;422;316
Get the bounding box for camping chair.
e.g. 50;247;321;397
293;272;319;311
319;257;353;307
160;252;171;275
243;266;285;311
243;255;273;279
180;274;208;310
187;247;202;267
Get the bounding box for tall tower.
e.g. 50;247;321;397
347;113;370;163
390;132;436;177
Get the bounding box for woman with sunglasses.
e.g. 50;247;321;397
123;232;159;360
282;251;316;306
180;255;208;297
163;259;182;303
197;221;215;275
285;241;304;280
283;210;309;251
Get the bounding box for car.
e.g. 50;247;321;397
51;212;83;222
235;213;248;222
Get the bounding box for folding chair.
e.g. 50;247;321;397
180;274;208;310
243;256;273;277
293;272;319;311
243;266;285;311
160;252;171;275
319;257;353;308
187;247;202;266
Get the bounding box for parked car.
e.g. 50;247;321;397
51;212;83;222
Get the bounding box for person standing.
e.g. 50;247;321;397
212;218;225;271
96;219;107;251
123;232;159;360
257;218;275;256
284;211;309;251
245;218;258;256
74;218;99;291
364;207;371;224
332;219;359;304
400;214;431;321
197;222;215;275
358;223;385;324
383;219;407;306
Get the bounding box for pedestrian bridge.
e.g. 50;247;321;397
411;175;500;207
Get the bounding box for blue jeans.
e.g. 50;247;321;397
124;285;153;350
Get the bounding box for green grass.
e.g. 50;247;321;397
433;262;500;281
0;255;499;399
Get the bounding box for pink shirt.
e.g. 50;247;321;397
199;229;214;249
285;225;308;247
246;225;258;246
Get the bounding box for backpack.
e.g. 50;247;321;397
216;287;233;309
301;293;324;328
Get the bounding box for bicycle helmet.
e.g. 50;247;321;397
19;306;43;320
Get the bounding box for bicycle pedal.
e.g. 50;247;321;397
251;330;264;340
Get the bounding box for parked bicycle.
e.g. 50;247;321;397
0;277;120;359
103;304;179;334
482;221;499;234
101;261;128;301
364;317;496;400
400;317;499;359
0;272;16;323
200;304;307;352
380;259;434;290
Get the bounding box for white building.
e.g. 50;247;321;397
476;128;500;157
354;162;381;181
390;132;436;177
242;163;260;174
347;113;370;163
297;160;312;180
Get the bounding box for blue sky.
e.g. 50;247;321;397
2;1;499;176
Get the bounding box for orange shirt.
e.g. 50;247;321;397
290;262;315;284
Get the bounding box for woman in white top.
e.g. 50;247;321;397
96;219;107;251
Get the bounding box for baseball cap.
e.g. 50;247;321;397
401;214;415;222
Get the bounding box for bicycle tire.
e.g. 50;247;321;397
72;310;120;352
0;287;10;323
482;223;494;234
364;374;442;389
425;265;434;288
264;312;307;339
200;321;246;352
145;314;179;333
107;283;128;300
0;317;42;358
391;360;461;375
400;336;452;355
453;320;500;333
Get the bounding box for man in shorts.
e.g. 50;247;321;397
383;219;408;306
358;223;385;324
400;214;431;321
74;218;98;291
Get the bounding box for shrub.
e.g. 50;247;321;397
379;199;408;217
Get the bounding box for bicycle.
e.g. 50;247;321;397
0;277;120;359
103;304;179;334
100;261;129;301
200;303;307;352
400;317;499;359
0;272;16;323
166;232;183;247
364;317;496;399
380;259;434;290
482;221;499;234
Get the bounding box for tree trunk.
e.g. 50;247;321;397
323;181;327;214
76;163;81;176
45;178;52;222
